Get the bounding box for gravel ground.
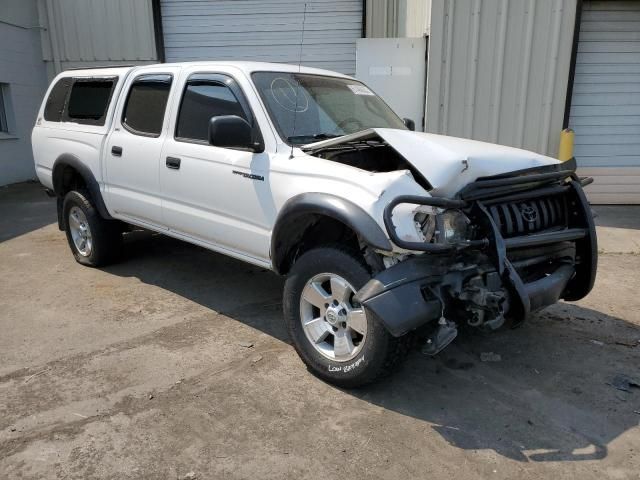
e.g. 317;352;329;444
1;182;639;479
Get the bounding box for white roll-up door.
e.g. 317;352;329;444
159;0;363;75
569;0;640;204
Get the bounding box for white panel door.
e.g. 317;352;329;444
570;0;640;204
355;37;427;130
160;0;363;75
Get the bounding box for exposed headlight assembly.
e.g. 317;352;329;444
414;209;470;245
383;195;472;252
414;208;437;243
440;210;471;243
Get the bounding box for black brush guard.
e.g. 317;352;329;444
356;166;597;337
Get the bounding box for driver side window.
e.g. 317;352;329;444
175;78;247;143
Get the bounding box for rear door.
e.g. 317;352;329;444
104;66;180;227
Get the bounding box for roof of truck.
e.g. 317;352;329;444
61;61;352;79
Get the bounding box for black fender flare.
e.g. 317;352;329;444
271;192;392;274
52;154;113;220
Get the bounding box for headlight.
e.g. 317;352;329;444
414;209;437;242
440;210;470;243
392;206;470;247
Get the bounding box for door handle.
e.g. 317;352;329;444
166;156;181;170
111;145;123;156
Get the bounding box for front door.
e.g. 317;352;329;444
104;68;179;227
160;72;274;263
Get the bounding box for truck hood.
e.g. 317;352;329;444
304;128;561;196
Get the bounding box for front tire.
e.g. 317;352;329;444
283;246;406;388
63;190;122;267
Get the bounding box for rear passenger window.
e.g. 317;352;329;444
122;74;172;137
176;79;247;142
65;78;116;126
44;77;72;122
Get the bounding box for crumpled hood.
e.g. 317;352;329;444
304;128;561;196
372;128;560;195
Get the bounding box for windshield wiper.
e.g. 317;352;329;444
287;133;342;144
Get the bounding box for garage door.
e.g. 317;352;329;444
160;0;363;75
569;0;640;204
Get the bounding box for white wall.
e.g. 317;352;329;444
0;0;48;185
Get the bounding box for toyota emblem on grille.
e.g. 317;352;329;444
520;205;537;223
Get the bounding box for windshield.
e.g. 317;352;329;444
251;72;407;145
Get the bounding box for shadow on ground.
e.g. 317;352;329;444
106;230;640;464
0;182;57;243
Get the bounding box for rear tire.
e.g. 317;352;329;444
283;246;408;388
62;190;122;267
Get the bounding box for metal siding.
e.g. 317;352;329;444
38;0;158;78
160;0;363;75
404;0;431;36
366;0;432;37
569;0;640;204
366;0;394;37
425;0;577;158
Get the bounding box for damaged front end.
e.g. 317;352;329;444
354;161;597;354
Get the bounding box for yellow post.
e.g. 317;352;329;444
558;128;574;162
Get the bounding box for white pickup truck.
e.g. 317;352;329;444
32;61;597;387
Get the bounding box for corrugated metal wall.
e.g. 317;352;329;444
160;0;363;75
366;0;431;37
426;0;577;157
37;0;158;79
569;0;640;204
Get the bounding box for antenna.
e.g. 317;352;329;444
289;2;308;159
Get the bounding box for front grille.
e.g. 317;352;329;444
486;193;568;238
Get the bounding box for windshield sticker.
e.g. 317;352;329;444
347;84;375;96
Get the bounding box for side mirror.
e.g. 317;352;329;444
403;118;416;131
208;115;259;151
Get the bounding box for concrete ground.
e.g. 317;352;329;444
1;182;639;480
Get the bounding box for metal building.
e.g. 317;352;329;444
1;0;639;204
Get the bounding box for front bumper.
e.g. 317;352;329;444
355;173;597;337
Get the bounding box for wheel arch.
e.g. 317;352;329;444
52;154;113;227
270;193;392;275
